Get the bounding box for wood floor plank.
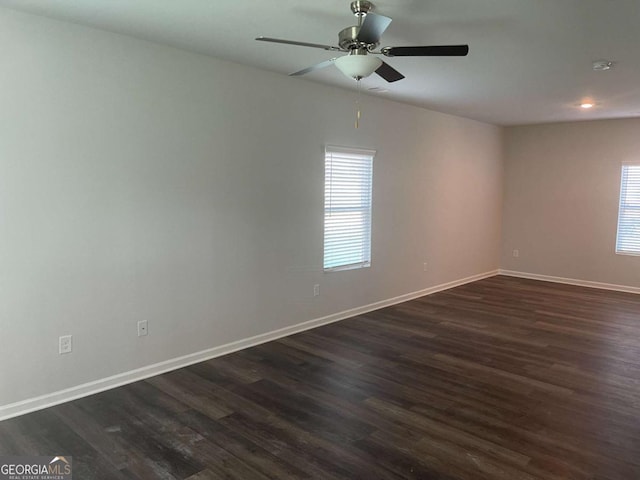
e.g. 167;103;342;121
2;275;640;478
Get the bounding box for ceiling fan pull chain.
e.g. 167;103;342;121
355;79;362;129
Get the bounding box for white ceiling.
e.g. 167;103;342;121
3;0;640;126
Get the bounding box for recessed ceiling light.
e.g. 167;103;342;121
580;103;594;109
592;60;614;71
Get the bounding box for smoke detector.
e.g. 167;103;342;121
592;60;613;71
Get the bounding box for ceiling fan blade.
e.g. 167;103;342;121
375;61;405;83
357;13;392;44
383;45;469;57
290;58;336;77
256;36;343;52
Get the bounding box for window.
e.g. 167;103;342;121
616;164;640;255
323;146;375;271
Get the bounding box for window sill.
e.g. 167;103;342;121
324;262;371;273
615;250;640;257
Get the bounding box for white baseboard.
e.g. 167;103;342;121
0;269;499;421
499;269;640;295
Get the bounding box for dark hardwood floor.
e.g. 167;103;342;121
2;275;640;479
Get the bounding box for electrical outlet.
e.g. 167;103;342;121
137;320;148;337
59;335;72;354
513;249;520;258
313;284;320;297
423;262;428;271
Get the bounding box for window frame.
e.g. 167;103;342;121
615;163;640;256
323;145;375;272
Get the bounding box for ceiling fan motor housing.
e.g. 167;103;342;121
339;26;370;50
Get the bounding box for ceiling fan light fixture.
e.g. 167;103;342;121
335;54;382;80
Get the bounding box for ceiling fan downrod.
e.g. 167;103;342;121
339;1;378;51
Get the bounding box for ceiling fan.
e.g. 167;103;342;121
256;0;469;83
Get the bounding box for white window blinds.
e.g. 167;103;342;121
616;164;640;255
324;146;375;271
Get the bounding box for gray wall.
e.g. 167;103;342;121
502;119;640;286
0;8;503;408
